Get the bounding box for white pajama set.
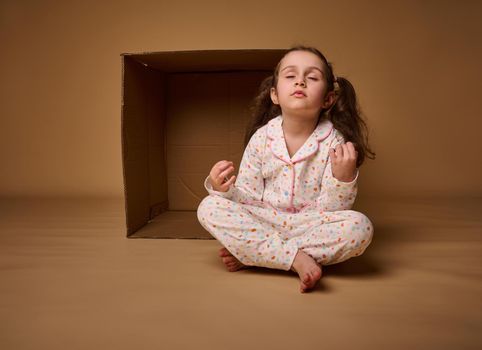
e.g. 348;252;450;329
197;115;374;271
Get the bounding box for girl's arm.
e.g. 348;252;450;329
315;131;359;211
204;128;265;203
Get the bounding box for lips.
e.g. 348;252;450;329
292;90;306;96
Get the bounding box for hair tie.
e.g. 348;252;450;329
333;74;340;93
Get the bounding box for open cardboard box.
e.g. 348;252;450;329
121;49;286;238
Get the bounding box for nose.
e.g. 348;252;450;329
295;79;306;87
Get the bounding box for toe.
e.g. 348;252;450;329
219;248;229;257
228;263;240;272
302;271;320;291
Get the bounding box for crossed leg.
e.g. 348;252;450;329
198;196;372;293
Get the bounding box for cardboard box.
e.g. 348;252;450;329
121;49;286;238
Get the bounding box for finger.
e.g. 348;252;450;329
217;160;234;171
221;174;236;187
345;142;357;159
329;148;336;161
216;160;232;168
210;170;223;186
218;175;235;190
209;168;220;185
341;144;350;160
218;165;235;181
215;160;226;168
217;167;232;182
224;175;236;186
214;162;233;179
335;144;343;157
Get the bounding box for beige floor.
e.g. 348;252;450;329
0;196;481;350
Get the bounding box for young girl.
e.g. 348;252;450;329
197;45;376;293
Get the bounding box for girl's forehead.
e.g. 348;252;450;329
280;51;324;70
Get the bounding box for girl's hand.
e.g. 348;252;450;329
329;142;358;182
209;160;236;192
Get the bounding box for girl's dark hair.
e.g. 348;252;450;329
244;45;376;167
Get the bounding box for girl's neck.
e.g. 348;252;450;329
281;113;320;138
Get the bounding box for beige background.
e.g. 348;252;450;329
1;2;481;348
0;0;481;198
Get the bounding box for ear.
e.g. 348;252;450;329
270;87;279;105
322;91;336;109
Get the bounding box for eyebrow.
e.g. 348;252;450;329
281;65;324;75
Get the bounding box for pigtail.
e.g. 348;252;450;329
327;75;376;168
243;75;281;148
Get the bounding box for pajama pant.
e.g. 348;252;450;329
197;195;374;271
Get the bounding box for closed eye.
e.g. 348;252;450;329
285;75;318;80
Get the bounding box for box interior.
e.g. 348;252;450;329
121;49;286;238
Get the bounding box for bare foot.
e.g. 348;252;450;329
290;250;322;293
218;247;250;272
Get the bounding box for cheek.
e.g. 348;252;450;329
314;88;326;101
278;83;290;93
277;87;291;100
